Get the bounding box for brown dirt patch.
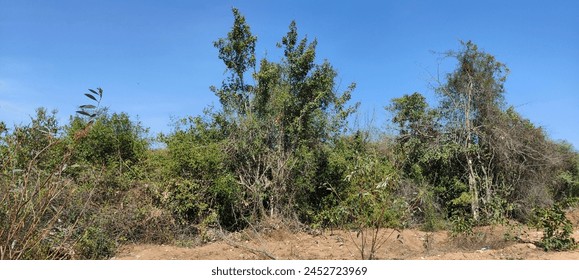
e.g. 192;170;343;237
112;210;579;260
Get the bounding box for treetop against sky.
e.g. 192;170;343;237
0;0;577;147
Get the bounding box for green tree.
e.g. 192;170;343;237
211;7;257;118
387;92;438;175
208;9;357;222
436;41;509;222
430;41;573;224
387;93;445;228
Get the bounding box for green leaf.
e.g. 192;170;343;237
85;93;98;101
89;89;98;95
76;110;91;117
80;105;96;109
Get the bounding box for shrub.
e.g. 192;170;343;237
0;96;100;259
67;111;149;169
532;204;577;251
322;148;407;259
161;115;245;230
75;226;116;259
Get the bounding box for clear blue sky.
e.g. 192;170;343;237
1;0;578;148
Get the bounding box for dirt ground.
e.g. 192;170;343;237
112;210;579;260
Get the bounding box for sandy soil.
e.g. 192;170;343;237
112;210;579;260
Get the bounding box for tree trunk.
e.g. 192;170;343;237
468;158;479;221
465;79;479;221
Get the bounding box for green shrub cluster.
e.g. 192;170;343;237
532;204;577;251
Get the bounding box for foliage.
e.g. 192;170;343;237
327;150;405;229
450;216;474;237
554;143;579;201
75;226;116;259
161;114;244;230
6;108;66;172
384;41;578;232
320;144;407;259
436;40;511;222
387;92;439;176
0;89;102;259
486;107;562;220
0;138;74;259
212;8;257;116
206;8;358;225
532;204;577;251
67;111;148;169
76;88;103;120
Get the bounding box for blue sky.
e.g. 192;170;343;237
1;0;578;148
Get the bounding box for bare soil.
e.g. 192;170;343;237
112;210;579;260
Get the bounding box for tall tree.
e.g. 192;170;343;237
391;41;574;224
437;41;509;221
387;92;438;176
211;9;357;220
211;7;257;118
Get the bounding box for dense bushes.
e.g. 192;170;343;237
159;115;244;230
67;111;148;168
385;42;578;232
1;108;82;259
0;92;176;259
